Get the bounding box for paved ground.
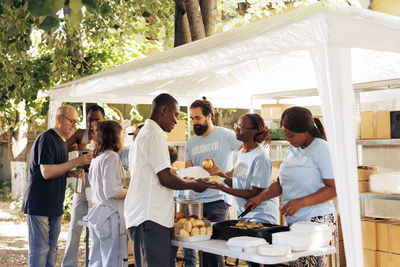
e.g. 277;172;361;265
0;200;86;267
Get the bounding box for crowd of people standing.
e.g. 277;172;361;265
22;93;337;267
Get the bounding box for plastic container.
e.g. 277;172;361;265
226;236;267;253
258;244;291;256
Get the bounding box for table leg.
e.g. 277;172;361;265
85;226;89;267
198;250;203;267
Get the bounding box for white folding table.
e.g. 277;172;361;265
172;239;335;266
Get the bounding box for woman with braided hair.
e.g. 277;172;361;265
246;106;337;267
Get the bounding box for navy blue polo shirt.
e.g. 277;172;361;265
22;129;68;217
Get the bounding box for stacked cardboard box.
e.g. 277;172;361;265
358;166;379;193
360;111;391;139
376;220;400;267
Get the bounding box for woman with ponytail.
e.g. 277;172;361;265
246;106;337;267
207;113;279;227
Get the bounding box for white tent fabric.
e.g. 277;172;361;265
49;3;400;266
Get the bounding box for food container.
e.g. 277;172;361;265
175;234;212;242
176;200;203;219
226;236;267;253
211;220;289;244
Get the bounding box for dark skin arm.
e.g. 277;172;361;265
157;168;209;192
281;178;336;216
209;182;264;199
66;129;85;152
245;180;283;210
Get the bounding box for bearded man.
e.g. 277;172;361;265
184;97;242;267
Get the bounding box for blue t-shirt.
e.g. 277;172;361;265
185;126;242;204
22;129;68;217
233;146;279;224
279;137;335;224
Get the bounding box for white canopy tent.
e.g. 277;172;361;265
49;3;400;266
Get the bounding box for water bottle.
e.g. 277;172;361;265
75;166;84;193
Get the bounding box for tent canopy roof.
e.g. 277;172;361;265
50;2;400;108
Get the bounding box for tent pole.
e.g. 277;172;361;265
310;45;364;267
187;106;191;139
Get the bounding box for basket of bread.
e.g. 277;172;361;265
174;213;213;242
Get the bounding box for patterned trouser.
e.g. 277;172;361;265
289;213;337;267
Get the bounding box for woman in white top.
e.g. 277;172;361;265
87;120;128;267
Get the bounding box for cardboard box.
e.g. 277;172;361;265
261;104;294;120
362;219;377;250
361;111;374;139
377;220;400;254
377;251;400;267
359;181;370;193
376;110;391;139
364;249;377;267
166;120;186;142
360;111;391;139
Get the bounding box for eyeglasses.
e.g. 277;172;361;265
61;115;78;126
234;123;256;130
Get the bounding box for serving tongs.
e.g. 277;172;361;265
237;206;252;219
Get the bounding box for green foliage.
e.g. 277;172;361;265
0;179;12;200
63;183;75;221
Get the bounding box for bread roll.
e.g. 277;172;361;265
191;227;200;236
179;228;190;237
200;226;207;235
206;227;212;235
183;221;192;233
192;219;205;228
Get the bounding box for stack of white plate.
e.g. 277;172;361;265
226;236;267;253
272;222;332;251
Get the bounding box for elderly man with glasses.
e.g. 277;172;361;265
22;105;92;267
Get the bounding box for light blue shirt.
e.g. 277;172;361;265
185;126;242;204
279;137;335;224
233;146;279;224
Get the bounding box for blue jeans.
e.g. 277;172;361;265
88;212;128;267
27;214;62;267
62;192;88;267
170;245;197;267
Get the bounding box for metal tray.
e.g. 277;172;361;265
211;220;290;244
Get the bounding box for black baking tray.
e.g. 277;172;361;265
211;220;290;244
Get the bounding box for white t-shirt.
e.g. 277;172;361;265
124;119;174;228
87;150;126;233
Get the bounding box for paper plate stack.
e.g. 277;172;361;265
272;221;332;251
226;236;267;253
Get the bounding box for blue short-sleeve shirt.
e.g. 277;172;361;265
185;126;242;204
279;137;335;224
233;146;279;224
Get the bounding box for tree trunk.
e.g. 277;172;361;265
186;0;206;41
174;0;192;47
200;0;217;37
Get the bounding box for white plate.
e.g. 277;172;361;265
177;166;210;179
258;244;291;256
175;234;212;242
